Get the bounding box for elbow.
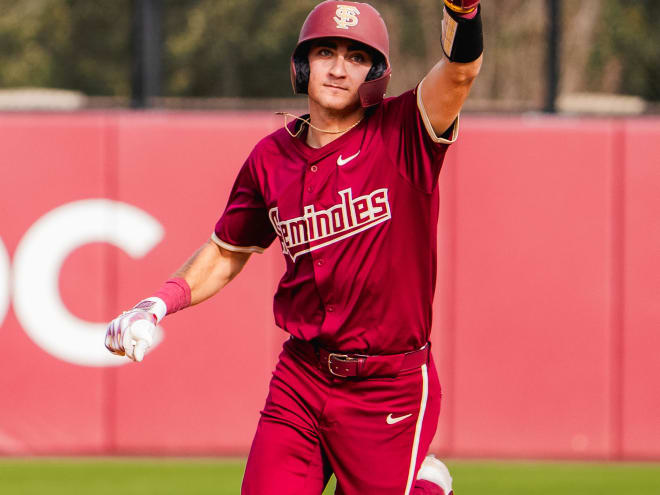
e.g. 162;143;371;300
448;56;482;85
221;248;251;281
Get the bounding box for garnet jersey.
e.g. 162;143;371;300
214;81;457;354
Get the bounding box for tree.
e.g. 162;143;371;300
0;0;131;95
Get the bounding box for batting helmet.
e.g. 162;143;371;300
291;1;391;107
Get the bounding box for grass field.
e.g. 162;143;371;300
0;458;659;494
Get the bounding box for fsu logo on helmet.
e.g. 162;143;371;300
334;5;360;29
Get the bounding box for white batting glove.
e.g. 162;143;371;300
105;298;166;362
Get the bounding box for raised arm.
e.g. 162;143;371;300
420;0;483;136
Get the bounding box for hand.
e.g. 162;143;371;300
105;308;157;362
444;0;480;15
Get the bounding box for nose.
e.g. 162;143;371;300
328;55;347;78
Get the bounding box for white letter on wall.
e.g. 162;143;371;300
12;200;164;367
0;237;9;328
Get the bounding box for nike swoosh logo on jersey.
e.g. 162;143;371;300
337;150;360;166
386;413;413;425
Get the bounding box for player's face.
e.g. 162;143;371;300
307;38;373;113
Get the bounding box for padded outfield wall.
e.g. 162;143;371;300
0;113;657;460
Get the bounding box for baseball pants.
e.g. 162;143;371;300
241;337;443;495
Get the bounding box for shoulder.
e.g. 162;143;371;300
366;89;418;138
241;123;305;183
252;123;305;158
370;89;418;124
243;126;289;169
381;89;417;112
251;127;286;156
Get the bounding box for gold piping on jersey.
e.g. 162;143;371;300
416;77;460;144
211;232;265;254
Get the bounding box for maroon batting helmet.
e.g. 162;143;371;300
291;1;391;107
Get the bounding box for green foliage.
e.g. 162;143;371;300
0;0;434;98
0;0;658;102
0;0;131;95
591;0;660;100
163;0;318;97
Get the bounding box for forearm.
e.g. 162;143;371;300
106;239;250;361
172;239;251;306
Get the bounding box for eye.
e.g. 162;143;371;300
317;48;332;57
349;52;368;64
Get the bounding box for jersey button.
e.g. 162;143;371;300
326;305;334;312
316;259;324;267
310;165;318;173
307;185;314;193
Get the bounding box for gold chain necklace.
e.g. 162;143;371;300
276;112;364;138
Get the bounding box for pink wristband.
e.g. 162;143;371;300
153;278;192;315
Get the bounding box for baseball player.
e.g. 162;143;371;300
105;1;483;494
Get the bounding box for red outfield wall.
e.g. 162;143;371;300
0;113;657;460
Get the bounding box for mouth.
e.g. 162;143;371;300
323;83;348;91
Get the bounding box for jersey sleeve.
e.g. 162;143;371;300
212;156;277;254
380;77;459;193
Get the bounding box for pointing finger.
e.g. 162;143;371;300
134;340;149;362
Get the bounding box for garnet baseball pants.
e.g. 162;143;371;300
241;337;443;495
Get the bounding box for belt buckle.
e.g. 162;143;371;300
328;353;359;378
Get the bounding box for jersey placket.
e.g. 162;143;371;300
303;154;337;326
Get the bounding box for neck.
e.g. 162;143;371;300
305;103;365;148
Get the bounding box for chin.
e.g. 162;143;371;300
314;92;360;113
